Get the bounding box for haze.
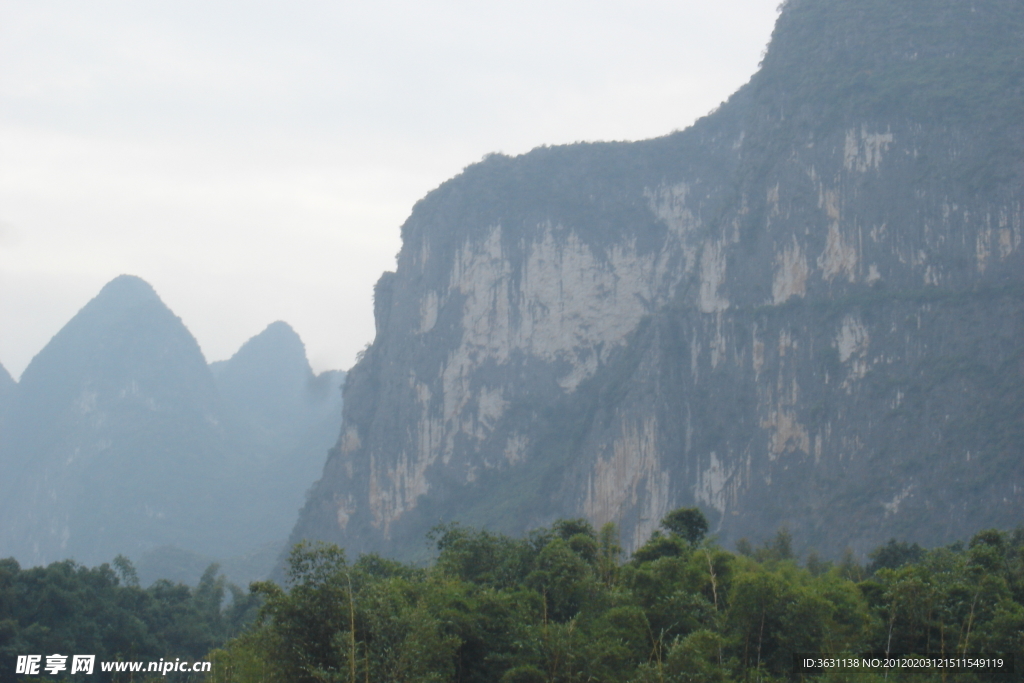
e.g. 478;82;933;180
0;0;777;379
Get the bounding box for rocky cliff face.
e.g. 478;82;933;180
290;0;1024;559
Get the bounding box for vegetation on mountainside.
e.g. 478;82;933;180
751;0;1024;193
209;510;1024;683
760;0;1024;127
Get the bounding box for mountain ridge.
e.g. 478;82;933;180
288;0;1024;561
0;276;344;585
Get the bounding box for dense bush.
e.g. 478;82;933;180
0;558;257;683
209;510;1024;683
3;511;1020;682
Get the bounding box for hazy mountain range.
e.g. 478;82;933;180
2;0;1021;583
0;275;343;585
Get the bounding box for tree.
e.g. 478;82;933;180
660;508;709;546
248;541;354;683
526;538;594;623
597;522;622;586
112;554;139;588
867;538;925;574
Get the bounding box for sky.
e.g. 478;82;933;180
0;0;779;380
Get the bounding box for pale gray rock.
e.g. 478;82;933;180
289;0;1024;560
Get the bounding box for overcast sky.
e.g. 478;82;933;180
0;0;778;380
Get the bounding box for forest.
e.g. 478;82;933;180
2;510;1021;682
0;557;258;683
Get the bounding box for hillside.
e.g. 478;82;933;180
288;0;1024;560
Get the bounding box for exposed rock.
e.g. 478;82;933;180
289;0;1024;559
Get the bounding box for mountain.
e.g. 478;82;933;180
0;275;238;566
0;362;13;394
0;276;344;581
209;321;344;518
0;363;14;450
288;0;1024;561
211;320;344;452
171;321;346;585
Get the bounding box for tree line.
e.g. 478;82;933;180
0;557;257;682
211;511;1023;683
2;510;1022;682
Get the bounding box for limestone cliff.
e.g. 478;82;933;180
290;0;1024;559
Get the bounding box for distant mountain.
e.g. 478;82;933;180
211;320;344;449
0;362;14;442
209;323;344;525
288;0;1024;561
135;540;286;589
0;362;13;394
140;320;347;587
0;276;343;584
0;275;234;566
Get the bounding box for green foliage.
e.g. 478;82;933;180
758;0;1024;134
430;523;533;589
631;532;687;563
204;520;1024;683
13;521;1020;683
597;522;623;587
0;557;256;683
526;538;596;623
111;555;140;588
660;508;709;546
868;539;926;574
